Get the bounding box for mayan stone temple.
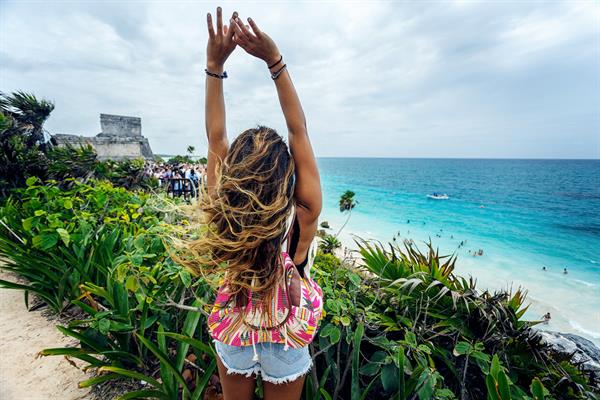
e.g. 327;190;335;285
53;114;154;160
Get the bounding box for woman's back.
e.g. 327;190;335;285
188;7;323;399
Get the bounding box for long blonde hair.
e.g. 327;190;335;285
177;126;295;308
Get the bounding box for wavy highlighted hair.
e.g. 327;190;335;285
176;126;295;308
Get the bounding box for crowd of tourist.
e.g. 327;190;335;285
145;162;208;198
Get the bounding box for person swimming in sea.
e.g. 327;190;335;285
542;266;547;271
542;312;551;324
563;267;568;274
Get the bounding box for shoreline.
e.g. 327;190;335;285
325;225;600;347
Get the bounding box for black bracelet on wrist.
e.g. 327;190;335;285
205;68;228;79
268;55;283;69
271;64;287;80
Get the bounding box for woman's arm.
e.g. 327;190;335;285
205;7;237;194
232;17;323;245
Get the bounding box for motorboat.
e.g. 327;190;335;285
427;193;449;200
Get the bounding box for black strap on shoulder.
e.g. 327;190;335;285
288;217;307;278
288;217;300;258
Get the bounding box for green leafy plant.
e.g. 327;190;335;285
320;234;341;254
1;177;598;399
0;91;54;192
47;144;98;183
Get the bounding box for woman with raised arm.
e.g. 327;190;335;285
182;7;324;400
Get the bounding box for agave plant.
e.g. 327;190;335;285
348;239;597;399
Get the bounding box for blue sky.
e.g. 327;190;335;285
1;1;598;158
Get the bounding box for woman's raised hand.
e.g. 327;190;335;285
231;16;280;66
206;7;237;70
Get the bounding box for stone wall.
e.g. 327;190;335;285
99;114;141;137
95;141;143;159
52;114;154;160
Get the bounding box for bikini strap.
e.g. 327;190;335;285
281;203;296;253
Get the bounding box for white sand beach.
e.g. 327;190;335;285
0;272;92;400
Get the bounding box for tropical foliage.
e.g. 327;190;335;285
0;91;156;194
338;190;357;213
166;155;207;166
336;190;357;237
319;234;341;254
309;240;599;399
0;91;54;192
167;155;194;165
0;178;598;399
0;91;595;399
47;144;99;183
95;159;159;190
0;179;215;399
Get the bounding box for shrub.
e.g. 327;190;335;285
0;180;597;399
305;241;598;399
167;155;193;165
47;144;99;183
320;234;341;254
0;178;215;399
95;159;158;191
0;178;172;311
0;91;54;192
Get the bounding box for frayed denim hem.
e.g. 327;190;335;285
260;359;313;385
213;339;312;384
217;353;261;378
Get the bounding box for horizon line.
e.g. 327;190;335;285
156;154;600;161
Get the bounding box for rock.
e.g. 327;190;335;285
539;330;600;373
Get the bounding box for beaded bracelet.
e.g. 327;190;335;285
205;69;228;79
271;64;287;80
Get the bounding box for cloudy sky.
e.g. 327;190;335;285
1;1;598;158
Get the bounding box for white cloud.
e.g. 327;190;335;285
0;0;598;158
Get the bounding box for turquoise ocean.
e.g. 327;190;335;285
317;158;600;345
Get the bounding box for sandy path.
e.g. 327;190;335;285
0;272;92;400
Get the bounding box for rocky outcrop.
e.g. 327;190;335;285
53;114;154;160
539;330;600;374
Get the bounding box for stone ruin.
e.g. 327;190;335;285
53;114;154;160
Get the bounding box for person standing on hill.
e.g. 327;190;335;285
181;7;324;400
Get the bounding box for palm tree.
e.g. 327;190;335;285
0;91;54;147
335;190;357;237
0;91;55;190
186;145;195;156
319;234;341;254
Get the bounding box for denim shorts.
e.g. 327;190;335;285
214;340;312;384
